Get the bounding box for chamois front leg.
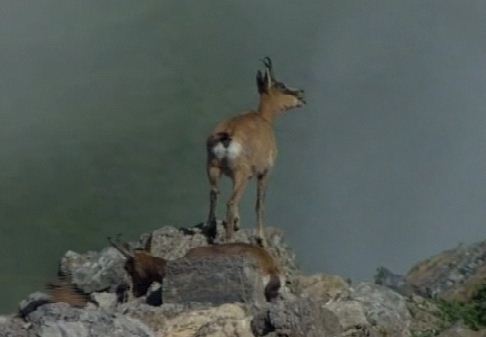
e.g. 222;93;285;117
207;165;221;240
256;172;269;246
226;171;250;241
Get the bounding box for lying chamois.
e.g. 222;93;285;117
206;57;305;245
110;237;282;301
108;236;167;298
45;274;90;308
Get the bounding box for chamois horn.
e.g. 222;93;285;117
107;236;133;258
262;56;274;80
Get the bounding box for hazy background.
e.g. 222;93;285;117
2;0;486;313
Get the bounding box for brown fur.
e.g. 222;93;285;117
111;238;282;301
46;275;89;307
124;250;167;297
206;57;305;244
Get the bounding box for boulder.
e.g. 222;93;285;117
293;273;351;302
18;291;51;317
26;302;155;337
60;247;129;294
0;316;29;337
163;256;265;305
252;298;342;337
158;303;253;337
351;283;412;337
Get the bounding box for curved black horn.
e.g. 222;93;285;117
107;236;133;258
261;56;275;79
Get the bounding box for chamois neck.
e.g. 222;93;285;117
257;96;280;123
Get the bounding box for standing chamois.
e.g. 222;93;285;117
206;57;305;244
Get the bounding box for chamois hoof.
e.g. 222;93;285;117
255;236;267;248
202;220;218;242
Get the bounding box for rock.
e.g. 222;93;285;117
90;292;118;311
436;326;486;337
149;226;209;260
351;283;412;337
163;256;266;306
407;294;444;336
406;240;486;302
158;303;253;337
60;247;129;294
323;300;369;331
26;302;155;337
0;316;29;337
252;298;342;337
18;291;51;317
293;274;351;302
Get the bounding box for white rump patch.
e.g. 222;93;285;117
212;141;242;160
212;142;226;159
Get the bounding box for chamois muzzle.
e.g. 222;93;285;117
293;89;306;107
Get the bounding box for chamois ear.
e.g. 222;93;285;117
256;70;266;94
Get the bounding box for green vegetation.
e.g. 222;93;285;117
436;284;486;331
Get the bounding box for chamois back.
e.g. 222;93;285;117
46;275;89;308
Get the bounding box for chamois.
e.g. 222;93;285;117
45;275;89;308
108;236;167;298
110;237;282;301
206;57;305;245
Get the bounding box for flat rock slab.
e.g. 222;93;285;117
163;256;265;305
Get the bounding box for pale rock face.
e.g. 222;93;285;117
437;326;486;337
157;303;253;337
293;274;351;302
324;300;368;331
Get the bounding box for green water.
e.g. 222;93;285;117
3;0;486;314
0;1;319;313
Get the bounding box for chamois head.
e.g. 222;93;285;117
108;236;166;298
256;57;305;114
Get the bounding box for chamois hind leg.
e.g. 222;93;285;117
256;172;269;246
226;170;249;241
207;165;221;239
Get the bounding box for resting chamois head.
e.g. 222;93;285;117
108;236;166;298
256;57;305;115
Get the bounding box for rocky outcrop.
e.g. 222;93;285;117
163;256;266;305
405;241;486;302
1;224;485;337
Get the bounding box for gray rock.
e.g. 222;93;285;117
0;316;29;337
163;255;266;306
26;302;155;337
149;225;208;260
351;283;412;337
18;291;51;317
90;292;118;311
60;247;129;294
252;298;342;337
406;240;486;301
